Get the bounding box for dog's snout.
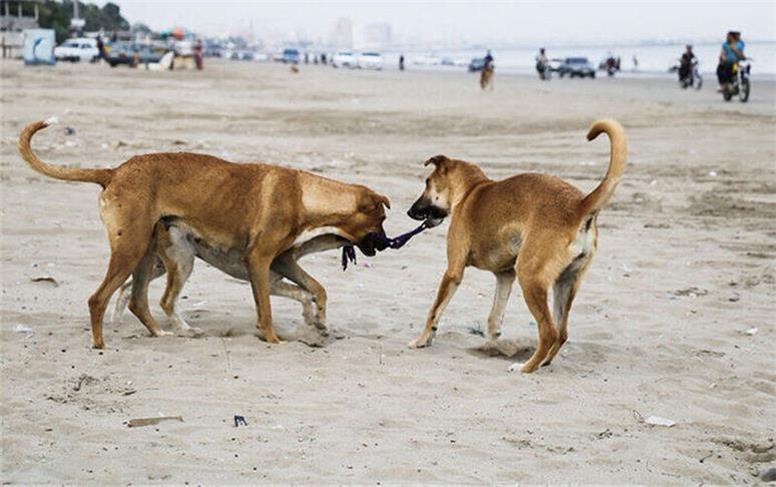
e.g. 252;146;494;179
408;198;429;221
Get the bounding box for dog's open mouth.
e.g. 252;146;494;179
407;204;448;228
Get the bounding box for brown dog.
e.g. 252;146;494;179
406;119;626;373
19;119;390;348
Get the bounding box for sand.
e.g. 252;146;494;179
1;59;775;484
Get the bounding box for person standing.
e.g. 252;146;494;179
535;47;549;79
193;38;203;70
399;53;405;71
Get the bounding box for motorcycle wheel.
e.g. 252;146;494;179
723;90;733;101
739;77;750;102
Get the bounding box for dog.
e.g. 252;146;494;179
110;220;346;336
19;119;391;348
406;119;626;373
480;65;494;90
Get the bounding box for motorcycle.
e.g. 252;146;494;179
679;60;703;90
723;59;750;102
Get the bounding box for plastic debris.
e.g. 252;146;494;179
127;416;183;428
234;415;247;427
14;324;33;335
644;415;676;427
743;327;758;336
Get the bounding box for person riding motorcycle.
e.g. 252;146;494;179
717;31;745;92
678;44;695;82
535;48;549;79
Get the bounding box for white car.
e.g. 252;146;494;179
357;51;383;70
54;38;99;62
333;50;357;68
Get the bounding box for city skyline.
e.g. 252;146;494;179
101;1;775;47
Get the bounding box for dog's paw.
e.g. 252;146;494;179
178;326;205;338
408;335;432;348
153;329;174;337
507;362;524;373
508;362;538;374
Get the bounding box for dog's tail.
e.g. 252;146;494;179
18;119;113;188
578;119;626;217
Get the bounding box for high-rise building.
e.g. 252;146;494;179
364;22;391;49
329;17;352;49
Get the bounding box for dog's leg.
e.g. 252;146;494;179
128;250;171;337
246;250;282;343
271;254;328;334
410;242;468;348
510;249;561;373
158;244;197;335
111;280;132;324
487;270;515;340
111;257;165;324
270;280;318;329
544;256;593;366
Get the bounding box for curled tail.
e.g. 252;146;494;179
579;119;627;217
18;119;112;187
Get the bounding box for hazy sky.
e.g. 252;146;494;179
105;0;776;45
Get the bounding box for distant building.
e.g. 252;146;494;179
329;17;352;49
1;0;42;58
364;22;391;49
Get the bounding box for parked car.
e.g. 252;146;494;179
558;57;596;78
106;42;164;67
357;51;383;70
280;48;300;64
332;50;357;68
468;57;485;72
548;58;563;72
54;37;99;62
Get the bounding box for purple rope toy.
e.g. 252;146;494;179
341;221;429;270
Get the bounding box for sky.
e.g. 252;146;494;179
103;0;776;46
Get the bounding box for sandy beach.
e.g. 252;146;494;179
1;59;775;483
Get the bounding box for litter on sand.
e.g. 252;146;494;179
127;416;184;428
29;276;59;286
234;415;248;427
14;324;33;335
644;415;676;427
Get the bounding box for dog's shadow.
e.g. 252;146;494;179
466;337;535;361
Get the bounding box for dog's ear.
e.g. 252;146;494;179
424;155;450;167
376;193;391;210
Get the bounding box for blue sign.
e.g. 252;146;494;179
24;29;56;65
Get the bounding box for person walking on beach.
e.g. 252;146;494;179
193;39;203;70
96;35;107;63
716;31;745;92
399;53;405;71
480;50;494;90
535;47;550;80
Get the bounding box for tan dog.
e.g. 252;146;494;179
480;65;494;90
111;221;346;336
406;119;626;373
19;119;390;348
